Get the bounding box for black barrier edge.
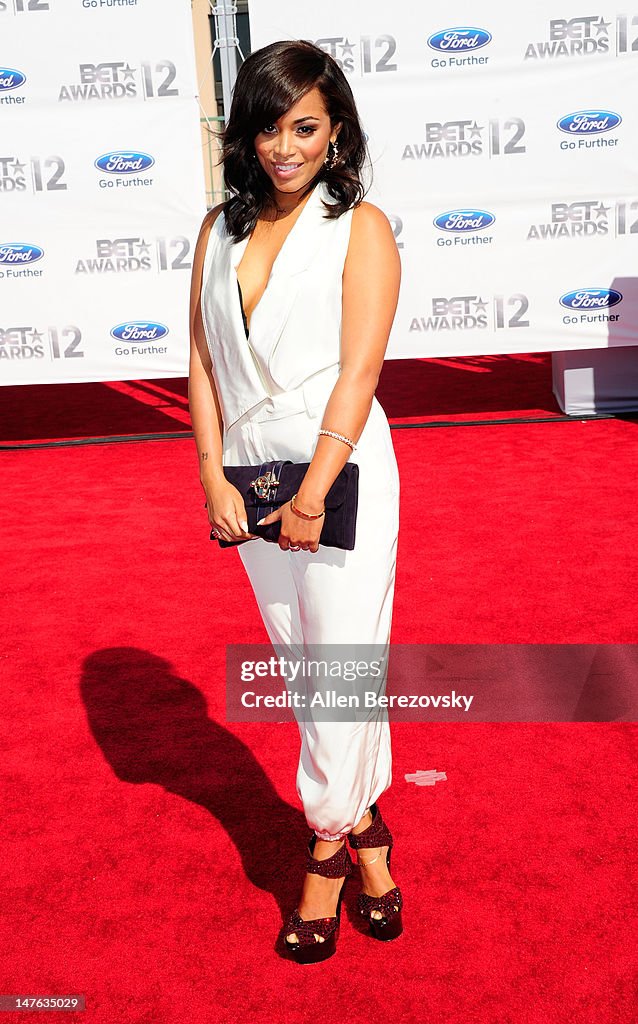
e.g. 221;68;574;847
2;412;638;451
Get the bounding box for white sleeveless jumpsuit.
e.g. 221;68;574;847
200;180;400;840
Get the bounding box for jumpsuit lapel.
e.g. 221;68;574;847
230;181;333;388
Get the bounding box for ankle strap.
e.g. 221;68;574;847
347;803;393;851
306;836;353;878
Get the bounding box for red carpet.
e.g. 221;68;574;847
1;360;636;1023
0;353;567;447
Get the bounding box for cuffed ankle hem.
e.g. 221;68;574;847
313;827;350;842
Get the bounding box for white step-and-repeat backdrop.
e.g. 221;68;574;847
1;0;206;386
251;2;638;359
3;2;637;384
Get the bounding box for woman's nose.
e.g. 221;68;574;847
274;132;295;158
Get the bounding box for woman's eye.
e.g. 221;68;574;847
261;124;316;136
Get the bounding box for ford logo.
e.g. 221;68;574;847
0;68;26;91
427;27;492;52
557;110;622;135
434;209;495;232
0;243;44;265
95;151;155;174
559;288;623;310
110;321;169;343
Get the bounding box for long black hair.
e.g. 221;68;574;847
219;40;370;241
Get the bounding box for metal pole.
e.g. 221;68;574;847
211;2;242;120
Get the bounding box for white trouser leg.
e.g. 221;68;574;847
230;394;400;839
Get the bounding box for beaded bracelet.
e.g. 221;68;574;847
318;428;357;451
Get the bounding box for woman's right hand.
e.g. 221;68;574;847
202;477;258;543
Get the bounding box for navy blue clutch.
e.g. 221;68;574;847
208;459;359;550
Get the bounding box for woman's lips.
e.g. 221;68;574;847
272;163;302;178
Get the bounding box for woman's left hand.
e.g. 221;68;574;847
256;499;325;552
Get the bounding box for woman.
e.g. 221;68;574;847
188;39;402;963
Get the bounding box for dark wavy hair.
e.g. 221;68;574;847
218;40;370;241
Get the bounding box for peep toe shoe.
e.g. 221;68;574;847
348;803;403;941
282;835;353;964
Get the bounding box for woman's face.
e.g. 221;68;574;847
254;86;340;198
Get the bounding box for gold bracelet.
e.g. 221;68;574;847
290;492;326;520
318;428;357;451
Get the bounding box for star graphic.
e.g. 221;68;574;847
120;63;137;82
594;202;611;219
136;239;152;256
468;120;483;140
339;38;356;57
30;329;45;344
473;297;489;314
12;158;27;175
595;17;611;36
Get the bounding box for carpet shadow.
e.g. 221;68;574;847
79;646;336;958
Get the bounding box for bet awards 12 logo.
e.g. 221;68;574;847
409;294;530;333
0;324;83;363
524;15;638;59
58;60;179;101
403;118;526;160
527;199;638;240
0;154;67;193
313;36;398;75
74;236;191;274
0;0;50;14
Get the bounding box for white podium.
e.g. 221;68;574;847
552;347;638;416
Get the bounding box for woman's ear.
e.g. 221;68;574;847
331;122;342;145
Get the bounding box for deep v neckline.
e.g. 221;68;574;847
231;181;321;337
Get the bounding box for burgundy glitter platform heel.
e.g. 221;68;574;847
282;835;353;964
348;803;403;941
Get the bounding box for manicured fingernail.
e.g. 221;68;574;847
256;518;265;526
240;520;249;532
